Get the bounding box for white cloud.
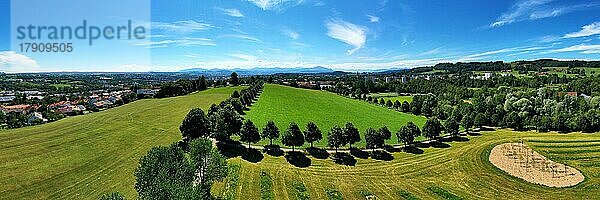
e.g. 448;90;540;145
153;20;213;33
551;44;600;54
282;29;299;40
247;0;305;11
216;8;244;17
564;22;600;38
490;0;596;27
0;51;39;68
219;34;261;42
367;15;380;23
325;19;368;55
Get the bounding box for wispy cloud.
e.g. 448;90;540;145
282;29;299;40
219;34;262;42
152;20;213;34
367;15;380;23
490;0;597;27
418;47;442;56
216;8;244;17
564;22;600;38
228;53;258;61
132;37;216;48
551;44;600;54
0;51;39;68
462;46;552;60
325;19;368;55
247;0;305;11
290;41;310;48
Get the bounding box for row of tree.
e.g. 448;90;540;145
179;81;264;143
126;80;265;199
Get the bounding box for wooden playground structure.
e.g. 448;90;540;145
489;141;584;187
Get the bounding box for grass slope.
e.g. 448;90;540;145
215;130;600;199
244;84;426;147
0;87;244;200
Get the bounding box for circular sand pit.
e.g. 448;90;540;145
489;142;584;187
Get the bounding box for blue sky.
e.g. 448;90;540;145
1;0;600;72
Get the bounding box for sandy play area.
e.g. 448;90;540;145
489;142;584;187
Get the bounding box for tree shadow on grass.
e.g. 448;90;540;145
350;148;369;159
216;140;245;158
467;131;482;136
415;141;451;149
478;127;496;132
263;145;284;157
371;150;394;161
331;152;357;166
241;148;264;163
306;147;330;159
430;141;451;148
403;146;424;154
414;142;430;148
383;145;402;153
285;151;311;168
440;136;470;143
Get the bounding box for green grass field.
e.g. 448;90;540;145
0;86;244;200
382;96;413;103
213;130;600;199
368;92;413;103
244;84;426;147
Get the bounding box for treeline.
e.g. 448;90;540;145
155;76;211;98
338;73;600;134
514;59;600;68
429;59;600;74
472;87;600;133
155;72;260;98
179;81;264;143
433;61;511;73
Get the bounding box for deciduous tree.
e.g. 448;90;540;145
423;117;443;140
344;122;361;149
240;120;260;148
261;120;280;146
327;125;345;152
281;122;305;151
365;128;384;150
179;108;210;142
397;121;421;145
304;122;322;148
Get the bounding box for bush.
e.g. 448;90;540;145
291;180;310;200
427;186;462;200
325;187;343;200
223;164;241;200
98;192;125;200
260;171;274;200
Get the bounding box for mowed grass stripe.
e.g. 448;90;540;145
244;84;426;147
0;87;245;200
531;143;600;148
214;130;600;199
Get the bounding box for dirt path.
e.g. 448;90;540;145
489;143;584;187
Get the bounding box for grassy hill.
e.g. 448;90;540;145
244;84;426;147
213;130;600;199
0;86;244;199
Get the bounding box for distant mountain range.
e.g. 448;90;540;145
178;66;335;76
